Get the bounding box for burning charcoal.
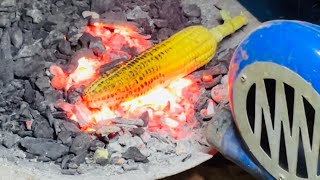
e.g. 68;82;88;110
122;147;148;163
99;58;127;75
32;120;54;139
1;132;21;148
182;4;201;18
121;44;139;57
25;119;33;130
58;40;72;56
79;32;95;48
82;11;99;19
35;76;51;92
57;131;73;146
111;118;144;127
67;91;81;104
211;84;228;104
89;36;106;56
94;148;109;166
10;28;23;48
153;19;168;28
26;9;43;24
199;75;222;89
107;142;123;153
70;133;92;155
51;111;67;119
70;150;87;165
157;28;174;41
127;6;150;20
20;137;69;160
200;99;216;120
0;15;10;28
194;92;209;111
139;111;149;127
43;30;64;49
66;29;83;46
90;0;115;14
61;154;75;169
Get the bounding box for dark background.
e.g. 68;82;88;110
238;0;320;23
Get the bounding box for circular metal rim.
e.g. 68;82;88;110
232;62;320;180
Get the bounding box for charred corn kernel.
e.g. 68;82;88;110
83;11;247;109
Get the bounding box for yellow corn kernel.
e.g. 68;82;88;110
83;11;247;109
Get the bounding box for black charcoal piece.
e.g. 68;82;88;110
122;147;149;163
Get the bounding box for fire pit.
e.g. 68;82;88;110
0;0;260;179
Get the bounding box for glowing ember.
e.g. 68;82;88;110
51;22;200;139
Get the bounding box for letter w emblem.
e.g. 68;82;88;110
254;80;320;178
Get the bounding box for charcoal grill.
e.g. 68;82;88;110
225;20;320;179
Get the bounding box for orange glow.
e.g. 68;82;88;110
51;22;200;139
202;74;213;82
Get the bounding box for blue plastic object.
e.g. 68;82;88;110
229;20;320;98
223;20;320;179
206;107;274;179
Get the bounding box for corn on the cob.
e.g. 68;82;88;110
83;10;248;109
